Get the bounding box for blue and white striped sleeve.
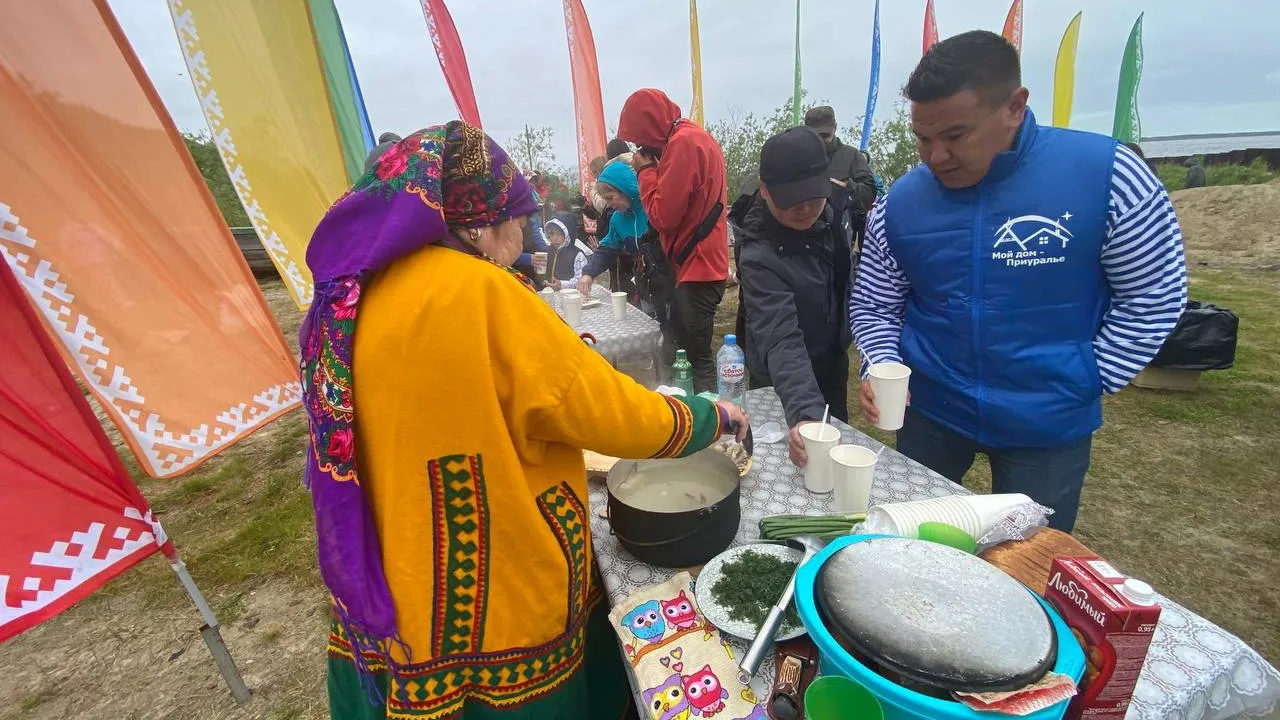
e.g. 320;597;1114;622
1095;145;1189;393
850;200;911;376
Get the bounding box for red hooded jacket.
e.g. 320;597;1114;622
617;89;729;284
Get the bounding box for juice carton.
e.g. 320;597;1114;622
1043;557;1161;720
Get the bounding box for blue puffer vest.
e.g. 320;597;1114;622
884;110;1117;448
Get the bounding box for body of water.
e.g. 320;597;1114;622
1140;132;1280;159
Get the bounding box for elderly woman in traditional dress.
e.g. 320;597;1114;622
300;122;747;720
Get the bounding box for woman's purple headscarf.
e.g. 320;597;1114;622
299;122;536;692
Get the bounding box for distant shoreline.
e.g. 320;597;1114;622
1142;130;1280;142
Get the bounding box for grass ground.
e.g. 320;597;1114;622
2;266;1277;719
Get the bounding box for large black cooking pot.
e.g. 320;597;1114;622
606;448;741;568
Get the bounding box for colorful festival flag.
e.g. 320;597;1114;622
1002;0;1024;53
0;258;171;642
562;0;607;192
1053;12;1083;128
167;0;353;309
309;0;375;184
1112;14;1145;143
792;0;803;125
689;0;705;126
419;0;483;128
860;0;881;152
1;0;302;478
923;0;940;55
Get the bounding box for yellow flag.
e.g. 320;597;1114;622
689;0;705;125
167;0;352;309
1052;12;1083;128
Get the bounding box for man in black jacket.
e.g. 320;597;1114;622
803;106;877;247
738;127;853;466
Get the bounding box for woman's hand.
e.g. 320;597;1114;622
577;275;594;295
716;401;751;443
631;151;656;171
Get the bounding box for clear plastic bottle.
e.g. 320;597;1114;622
716;335;747;407
672;349;695;397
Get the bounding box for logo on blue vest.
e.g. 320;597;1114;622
991;213;1074;268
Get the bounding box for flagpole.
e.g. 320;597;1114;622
171;558;252;704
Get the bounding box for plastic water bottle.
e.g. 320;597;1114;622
672;349;695;397
716;335;747;407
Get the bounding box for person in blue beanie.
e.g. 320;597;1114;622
851;31;1188;531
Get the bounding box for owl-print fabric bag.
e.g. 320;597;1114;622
609;572;767;720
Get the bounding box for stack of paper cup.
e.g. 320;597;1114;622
799;423;841;493
611;291;628;321
561;291;583;327
868;362;912;431
865;493;1033;539
829;445;877;513
540;287;555;306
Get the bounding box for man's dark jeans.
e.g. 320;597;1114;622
895;408;1092;532
662;281;725;393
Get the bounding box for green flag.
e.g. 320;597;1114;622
308;0;374;183
792;0;802;125
1112;14;1144;143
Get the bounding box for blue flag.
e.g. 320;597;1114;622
860;0;881;152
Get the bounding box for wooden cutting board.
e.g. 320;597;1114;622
980;529;1094;596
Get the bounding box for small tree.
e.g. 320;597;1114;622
849;101;921;185
182;132;249;227
507;124;557;174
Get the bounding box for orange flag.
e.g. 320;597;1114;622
1002;0;1024;53
923;0;940;55
0;0;300;478
562;0;607;192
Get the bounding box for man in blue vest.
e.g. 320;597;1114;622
851;31;1187;531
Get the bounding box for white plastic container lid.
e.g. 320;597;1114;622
1119;578;1158;606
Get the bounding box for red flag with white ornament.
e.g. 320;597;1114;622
0;259;172;642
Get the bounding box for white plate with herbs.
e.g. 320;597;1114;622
694;543;808;642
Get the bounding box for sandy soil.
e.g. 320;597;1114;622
1172;183;1280;270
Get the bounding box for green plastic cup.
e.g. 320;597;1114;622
917;521;978;554
804;676;883;720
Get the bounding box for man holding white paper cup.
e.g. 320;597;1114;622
850;32;1187;531
734;127;855;470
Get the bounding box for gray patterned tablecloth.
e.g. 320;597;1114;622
589;387;1280;720
554;285;661;364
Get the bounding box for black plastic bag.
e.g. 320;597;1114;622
1150;301;1239;370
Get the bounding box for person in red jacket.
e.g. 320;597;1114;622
618;88;730;392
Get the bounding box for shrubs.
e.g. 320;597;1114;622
1157;157;1276;192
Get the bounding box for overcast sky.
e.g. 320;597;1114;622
110;0;1280;165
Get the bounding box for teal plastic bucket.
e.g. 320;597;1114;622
795;535;1084;720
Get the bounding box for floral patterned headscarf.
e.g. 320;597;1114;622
299;122;537;692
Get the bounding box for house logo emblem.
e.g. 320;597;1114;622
991;213;1074;268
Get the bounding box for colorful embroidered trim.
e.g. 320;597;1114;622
427;454;491;657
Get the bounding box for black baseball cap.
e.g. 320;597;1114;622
804;106;837;133
759;127;831;209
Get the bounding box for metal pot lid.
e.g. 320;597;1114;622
816;537;1056;693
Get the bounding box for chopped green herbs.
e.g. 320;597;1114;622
709;550;800;628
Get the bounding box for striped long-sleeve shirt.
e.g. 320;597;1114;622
851;145;1188;394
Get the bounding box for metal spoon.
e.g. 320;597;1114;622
738;535;824;678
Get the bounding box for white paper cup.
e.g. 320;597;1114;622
532;251;548;275
562;293;582;327
611;291;628;321
866;496;985;538
540;287;555;305
956;493;1034;533
798;423;840;493
830;445;877;513
869;362;912;431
